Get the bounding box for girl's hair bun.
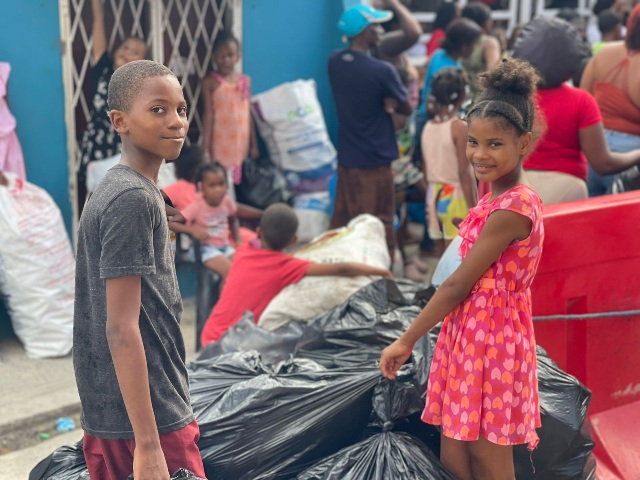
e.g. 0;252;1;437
479;57;539;99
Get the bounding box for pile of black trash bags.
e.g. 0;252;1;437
31;279;596;480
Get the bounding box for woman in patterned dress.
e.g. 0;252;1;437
381;58;545;480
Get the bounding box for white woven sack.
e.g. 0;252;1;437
251;79;336;175
0;173;74;358
258;214;390;331
293;192;331;243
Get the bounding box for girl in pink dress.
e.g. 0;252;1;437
381;57;545;480
201;31;258;192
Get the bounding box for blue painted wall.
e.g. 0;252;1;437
0;1;69;332
243;0;345;142
0;1;70;231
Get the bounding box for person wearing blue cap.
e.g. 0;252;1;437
328;1;413;261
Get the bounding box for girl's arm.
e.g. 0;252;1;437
380;209;532;379
229;214;241;246
91;0;108;64
452;119;477;208
482;35;502;69
580;122;640;174
168;220;208;241
201;76;216;160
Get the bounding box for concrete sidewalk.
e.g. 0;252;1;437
0;298;198;479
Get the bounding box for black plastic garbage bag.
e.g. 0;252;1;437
29;441;87;480
297;368;455;480
612;165;640;193
197;312;304;364
197;279;434;371
128;468;206;479
294;280;426;362
514;346;593;479
189;351;380;479
236;156;294;210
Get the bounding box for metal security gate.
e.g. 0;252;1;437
59;0;241;233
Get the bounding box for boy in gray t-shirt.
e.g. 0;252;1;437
73;60;205;480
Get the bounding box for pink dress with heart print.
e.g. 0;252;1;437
421;184;544;449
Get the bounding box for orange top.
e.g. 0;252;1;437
593;57;640;136
209;72;251;168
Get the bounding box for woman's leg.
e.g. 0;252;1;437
440;435;473;480
467;435;515;480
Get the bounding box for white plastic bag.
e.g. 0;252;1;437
251;80;336;185
0;173;75;358
431;235;463;287
294;192;331;243
258;214;390;330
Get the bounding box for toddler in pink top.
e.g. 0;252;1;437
172;163;240;281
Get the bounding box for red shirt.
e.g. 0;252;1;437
525;84;602;181
200;245;312;345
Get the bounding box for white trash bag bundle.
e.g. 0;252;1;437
251;80;336;186
258;214;390;331
0;172;74;358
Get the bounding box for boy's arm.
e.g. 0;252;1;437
105;276;170;480
229;214;241;246
305;262;392;279
237;203;263;220
91;0;108;64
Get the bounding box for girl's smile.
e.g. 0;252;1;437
467;117;532;196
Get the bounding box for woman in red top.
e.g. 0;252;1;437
581;5;640;196
513;16;640;205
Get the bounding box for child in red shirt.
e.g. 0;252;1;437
200;203;392;346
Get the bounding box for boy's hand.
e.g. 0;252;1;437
190;226;209;242
379;339;413;380
384;97;399;114
381;270;394;279
132;443;170;480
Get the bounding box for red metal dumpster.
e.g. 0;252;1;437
531;191;640;415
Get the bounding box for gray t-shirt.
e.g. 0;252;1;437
73;164;193;439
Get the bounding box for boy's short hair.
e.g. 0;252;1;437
598;9;621;34
260;203;298;251
107;59;175;112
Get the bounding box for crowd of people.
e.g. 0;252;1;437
63;0;640;478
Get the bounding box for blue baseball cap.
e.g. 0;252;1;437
338;4;394;38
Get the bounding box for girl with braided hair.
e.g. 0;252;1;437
422;68;477;256
382;58;545;479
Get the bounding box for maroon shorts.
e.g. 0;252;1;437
83;420;206;479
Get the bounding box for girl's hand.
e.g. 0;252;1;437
379;339;413;380
168;211;186;227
